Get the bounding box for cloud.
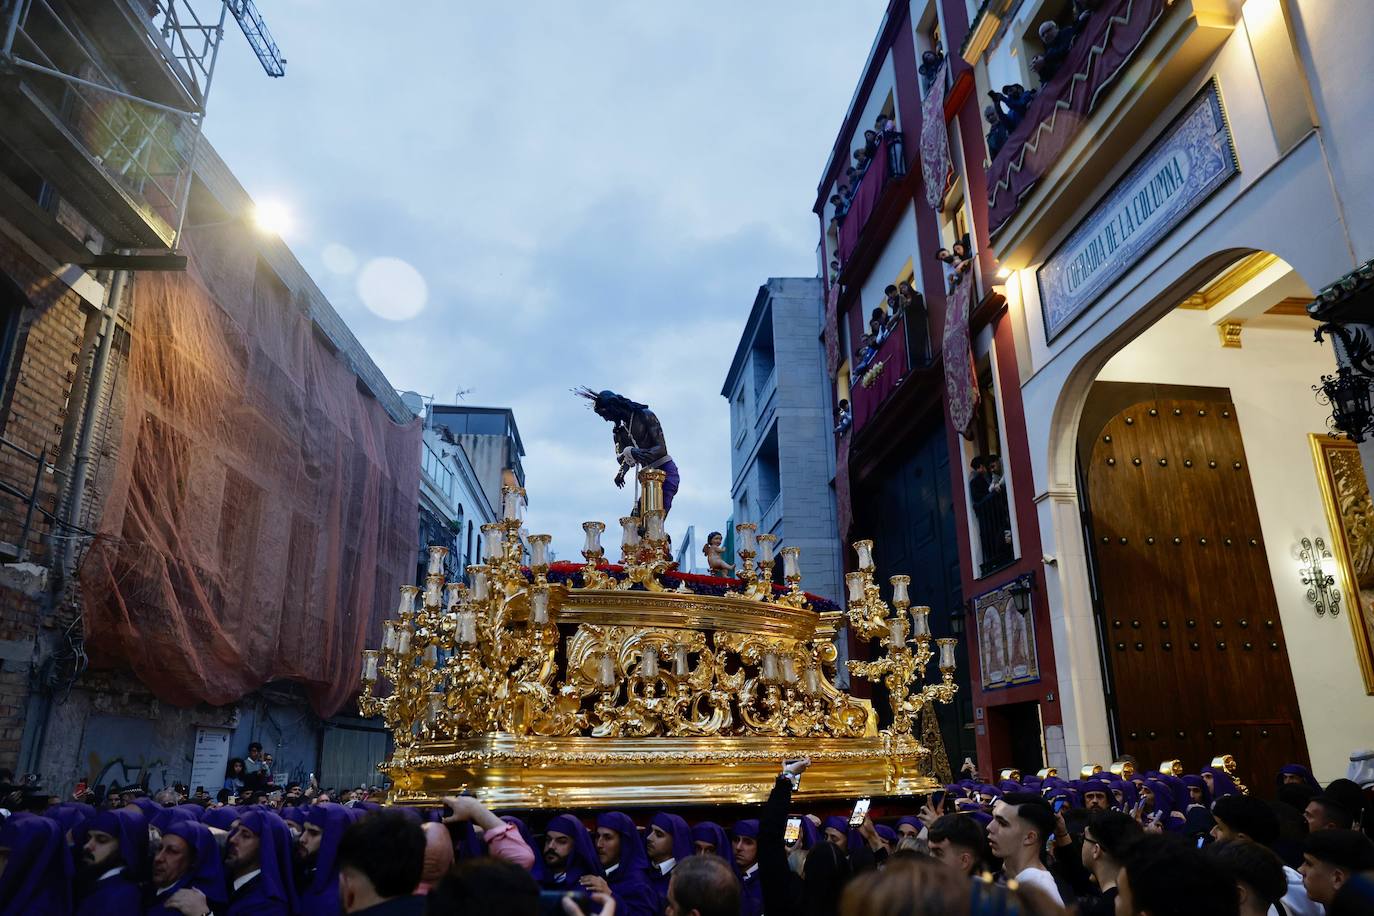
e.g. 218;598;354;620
203;0;884;553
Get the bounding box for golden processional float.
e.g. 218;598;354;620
359;469;958;808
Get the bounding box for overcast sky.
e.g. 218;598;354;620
203;1;883;571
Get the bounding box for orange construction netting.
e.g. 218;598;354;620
80;229;420;717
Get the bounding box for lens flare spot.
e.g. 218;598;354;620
356;257;428;321
321;243;357;275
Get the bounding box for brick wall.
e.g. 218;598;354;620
0;229;126;773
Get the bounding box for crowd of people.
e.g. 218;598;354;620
828;114;901;238
984;1;1103;159
3;754;1372;915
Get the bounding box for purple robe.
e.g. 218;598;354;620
595;812;659;916
731;819;764;916
541;813;604;891
227;809;298;916
690;821;731;861
146;821;228;915
0;814;74;915
76;809;147;916
647;812;692;906
299;803;351;916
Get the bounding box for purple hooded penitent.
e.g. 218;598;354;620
299;803;352;916
542;813;604;888
502;816;545;882
1203;767;1241;800
650;812;693;862
232;809;299;914
1181;775;1211;808
146;821;228;915
690;821;731;860
0;814;74;915
596;812;659;916
1276;764;1320;794
150;806;199;836
202;806;240;831
821;815;864;852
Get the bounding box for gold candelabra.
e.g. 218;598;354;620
844;541;958;738
358;470;960;806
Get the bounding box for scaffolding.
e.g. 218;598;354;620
0;0;285;261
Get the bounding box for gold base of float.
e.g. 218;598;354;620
382;733;940;808
361;471;959;809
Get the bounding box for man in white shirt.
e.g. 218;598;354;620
987;792;1065;905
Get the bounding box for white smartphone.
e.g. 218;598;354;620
849;797;871;827
784;817;802;845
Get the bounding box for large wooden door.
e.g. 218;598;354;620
1087;395;1308;789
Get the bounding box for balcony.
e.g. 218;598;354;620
0;0;223;256
985;0;1237;266
836;132;907;265
848;317;911;435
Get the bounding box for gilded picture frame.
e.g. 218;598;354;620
1309;434;1374;694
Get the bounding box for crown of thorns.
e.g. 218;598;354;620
573;387;647;414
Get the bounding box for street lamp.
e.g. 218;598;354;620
1314;322;1374;443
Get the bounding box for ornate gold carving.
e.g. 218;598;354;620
361;471;959;804
1218;320;1244;348
1310;434;1374;693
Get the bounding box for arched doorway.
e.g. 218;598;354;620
1043;249;1374;788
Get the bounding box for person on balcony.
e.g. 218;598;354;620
1033;18;1079;85
863;129;879;157
853;336;879;379
918;49;945;94
835;399;852;435
989;84;1036;132
985;104;1011;159
869;307;891;345
899;281;931;367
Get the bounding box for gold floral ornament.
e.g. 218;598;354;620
360;471;958;807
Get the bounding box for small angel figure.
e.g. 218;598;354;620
703;530;734;577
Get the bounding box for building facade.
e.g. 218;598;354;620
818;0;1374;787
722;278;844;608
0;4;420;796
402;393;500;585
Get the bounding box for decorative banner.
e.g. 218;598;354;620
1037;79;1237;340
974;580;1039;691
920;61;951;209
824;281;841;379
942;274;978;439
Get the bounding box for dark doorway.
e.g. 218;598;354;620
1081;386;1308;790
987;701;1045;775
853;423;975;772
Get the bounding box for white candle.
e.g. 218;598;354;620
762;651;780;682
782;547;801;580
890;575;910;606
529;534;551;568
888;617;908;649
597;653;616;688
804;666;821;695
781;656;797;684
395;626;412;656
482;524;502;562
427;691;444;724
911;606;931;639
583;521;605;555
424;579;442;608
640;649;659;679
362;650;379;681
847;572;867;605
397;586;418;616
382;621;398;651
673;644;689;677
530;587;549;625
469;568;489;602
503;488;522;522
423;644;438;667
854;540;874;571
938;638;957;669
736;523;757;554
757;534;776;566
646;511;665;541
620;516;640;550
427;545;449;576
457;610;477;644
445;582;463;608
